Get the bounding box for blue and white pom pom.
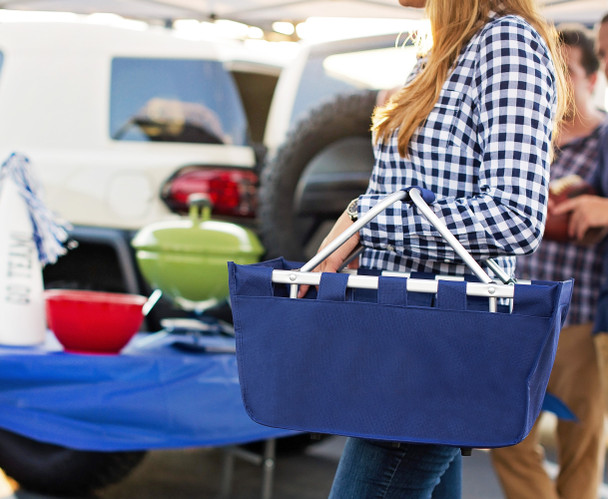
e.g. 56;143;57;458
0;152;70;266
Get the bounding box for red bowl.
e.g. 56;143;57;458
44;289;147;354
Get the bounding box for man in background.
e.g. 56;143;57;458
491;28;607;499
556;13;608;412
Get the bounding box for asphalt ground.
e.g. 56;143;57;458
1;414;608;499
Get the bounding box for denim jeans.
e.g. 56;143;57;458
328;438;462;499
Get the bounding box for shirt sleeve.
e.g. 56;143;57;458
594;123;608;333
592;121;608;196
358;17;557;264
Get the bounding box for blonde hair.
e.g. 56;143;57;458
372;0;569;157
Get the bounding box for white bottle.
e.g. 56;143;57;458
0;177;46;345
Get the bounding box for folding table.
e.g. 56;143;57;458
0;332;297;498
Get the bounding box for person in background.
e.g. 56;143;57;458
491;27;607;499
598;13;608;80
301;0;569;496
555;13;608;412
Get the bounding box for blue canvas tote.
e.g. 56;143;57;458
228;188;573;448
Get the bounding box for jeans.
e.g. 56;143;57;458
328;438;462;499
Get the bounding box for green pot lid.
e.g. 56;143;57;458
132;203;264;257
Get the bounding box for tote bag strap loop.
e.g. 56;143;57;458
512;282;560;318
317;273;349;301
378;276;408;306
436;280;467;310
229;262;274;296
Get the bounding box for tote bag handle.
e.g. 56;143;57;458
299;187;494;284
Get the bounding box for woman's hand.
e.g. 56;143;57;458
297;211;360;298
552;195;608;241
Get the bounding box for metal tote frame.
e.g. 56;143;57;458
272;189;516;311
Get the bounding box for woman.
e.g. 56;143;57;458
305;0;569;497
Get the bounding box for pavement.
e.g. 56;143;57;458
1;413;608;499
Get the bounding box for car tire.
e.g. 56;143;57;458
0;428;146;496
258;90;378;261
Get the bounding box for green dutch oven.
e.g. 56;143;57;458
131;195;264;310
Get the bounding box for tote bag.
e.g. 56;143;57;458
228;188;573;448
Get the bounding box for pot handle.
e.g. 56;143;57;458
188;193;213;223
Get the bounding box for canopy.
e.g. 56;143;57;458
0;0;605;31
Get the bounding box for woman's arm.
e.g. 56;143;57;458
359;17;557;262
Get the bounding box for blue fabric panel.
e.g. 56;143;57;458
404;186;436;204
542;392;577;421
0;333;296;451
378;277;408;306
513;279;567;318
436;281;467;310
317;273;349;301
230;261;274;297
229;259;574;449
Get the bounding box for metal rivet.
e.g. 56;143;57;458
488;286;496;295
289;273;297;282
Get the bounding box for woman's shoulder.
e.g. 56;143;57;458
471;13;551;61
476;13;547;49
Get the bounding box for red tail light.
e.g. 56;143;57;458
161;167;258;217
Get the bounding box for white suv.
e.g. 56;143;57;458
258;32;418;260
0;18;286;497
0;20;282;316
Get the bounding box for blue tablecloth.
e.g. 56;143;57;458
0;332;296;451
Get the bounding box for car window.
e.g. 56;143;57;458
289;44;417;130
110;57;248;146
231;70;279;145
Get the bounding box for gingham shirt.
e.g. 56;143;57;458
359;14;558;278
517;122;607;326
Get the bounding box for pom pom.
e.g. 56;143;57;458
0;152;70;265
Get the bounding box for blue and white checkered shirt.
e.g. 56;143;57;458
517;122;607;326
359;14;558;278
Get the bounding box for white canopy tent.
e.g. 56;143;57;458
0;0;605;31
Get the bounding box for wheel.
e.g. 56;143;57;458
0;428;146;496
258;90;378;261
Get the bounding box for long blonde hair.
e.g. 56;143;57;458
372;0;569;157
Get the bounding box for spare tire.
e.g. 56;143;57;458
0;428;146;496
258;90;378;261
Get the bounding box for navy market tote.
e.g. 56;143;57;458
228;188;573;448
